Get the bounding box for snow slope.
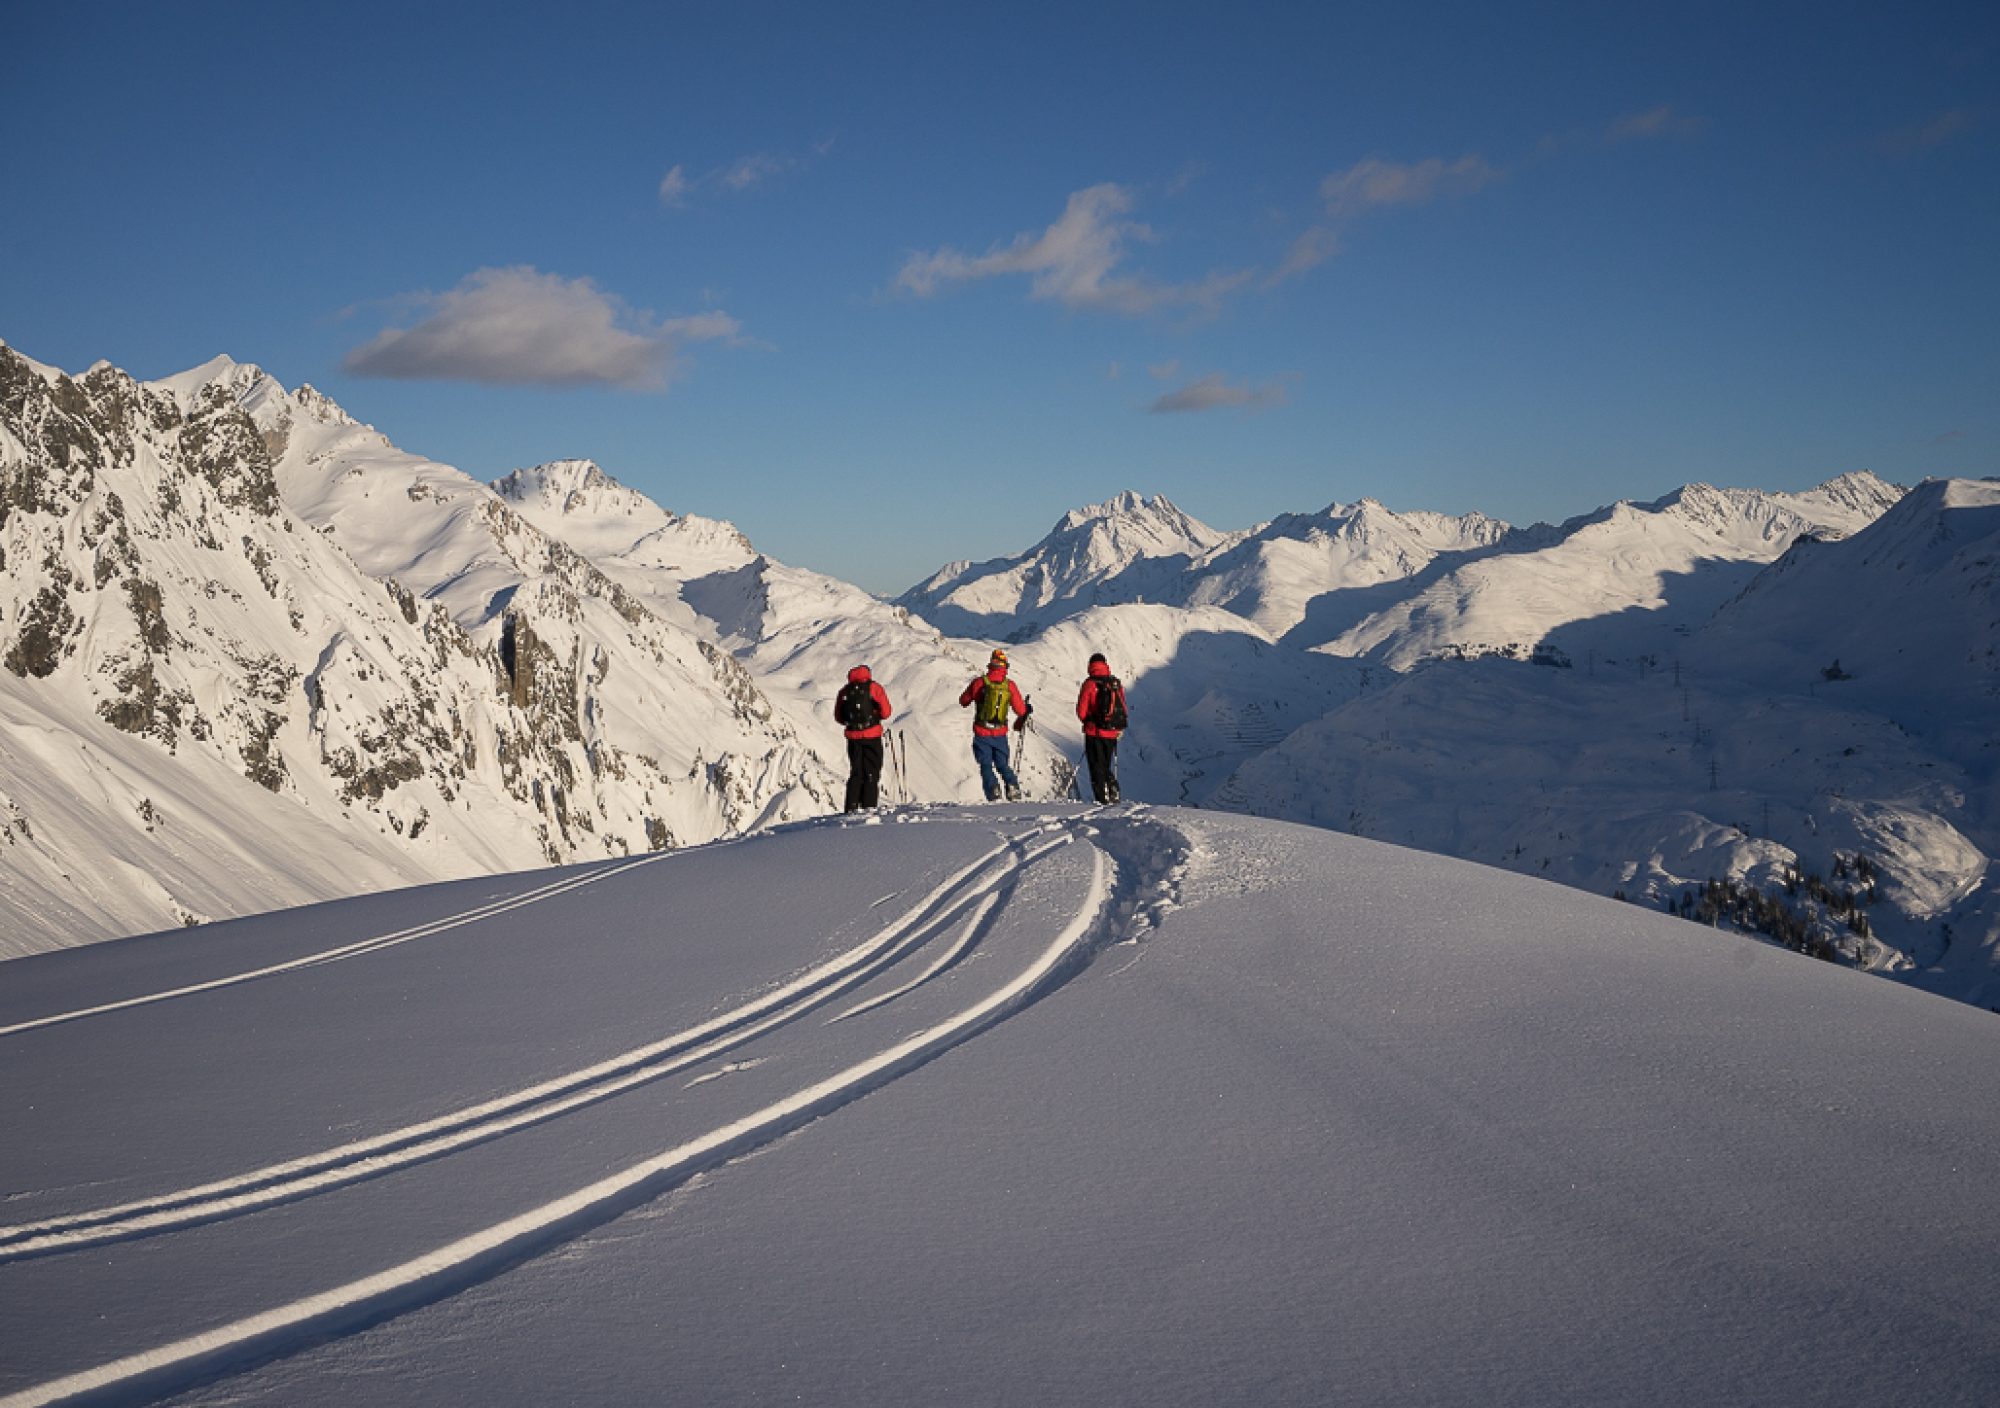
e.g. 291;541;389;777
1;807;1995;1407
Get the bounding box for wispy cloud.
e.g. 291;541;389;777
721;152;799;191
1266;225;1344;286
1148;372;1287;415
1874;107;1977;156
343;267;745;390
1536;104;1707;158
896;184;1253;316
1268;153;1501;288
1602;104;1708;145
1319;154;1504;220
1932;429;1967;445
658;141;830;208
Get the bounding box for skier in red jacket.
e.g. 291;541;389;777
958;648;1030;800
833;664;893;812
1075;652;1126;804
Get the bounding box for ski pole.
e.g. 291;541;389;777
1016;700;1032;788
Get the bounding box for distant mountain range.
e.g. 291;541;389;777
897;472;1907;664
3;339;1996;1010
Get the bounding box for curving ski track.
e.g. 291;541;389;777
0;853;672;1039
0;809;1188;1408
0;826;1068;1260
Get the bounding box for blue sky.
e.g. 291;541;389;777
6;1;1994;592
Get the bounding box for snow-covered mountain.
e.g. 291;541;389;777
0;343;836;953
1179;496;1518;640
1218;477;2000;1008
492;458;757;584
891;476;1906;671
1695;475;2000;716
4;337;1994;1012
5;805;1997;1406
896;490;1230;636
1311;475;1909;667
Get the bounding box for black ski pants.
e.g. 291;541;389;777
845;736;885;812
1084;735;1120;804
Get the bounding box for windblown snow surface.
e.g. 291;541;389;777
3;806;1996;1406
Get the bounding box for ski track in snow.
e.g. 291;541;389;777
0;810;1190;1408
0;854;671;1039
0;825;1065;1260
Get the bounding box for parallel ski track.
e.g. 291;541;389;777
0;823;1070;1263
0;854;672;1039
0;818;1135;1408
828;891;1001;1024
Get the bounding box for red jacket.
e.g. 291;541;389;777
959;667;1027;737
835;666;892;740
1077;660;1125;739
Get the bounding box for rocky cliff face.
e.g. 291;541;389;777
0;343;837;951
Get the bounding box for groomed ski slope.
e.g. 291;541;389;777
1;806;1997;1407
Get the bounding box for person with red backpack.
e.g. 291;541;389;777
833;664;893;812
1076;652;1127;804
958;648;1031;801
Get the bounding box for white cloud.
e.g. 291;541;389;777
1148;373;1287;415
655;145;824;207
722;152;798;191
1265;153;1500;288
343;267;742;391
1147;360;1181;381
897;184;1252;316
1319;155;1502;219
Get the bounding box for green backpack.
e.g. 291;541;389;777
976;676;1011;728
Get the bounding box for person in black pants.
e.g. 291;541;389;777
1075;653;1126;804
833;664;893;811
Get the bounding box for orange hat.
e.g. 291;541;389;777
989;649;1008;666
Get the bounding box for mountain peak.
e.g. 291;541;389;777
153;354;289;417
493;459;622;507
1787;469;1907;521
1057;489;1174;531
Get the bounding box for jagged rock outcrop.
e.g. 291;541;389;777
0;343;838;951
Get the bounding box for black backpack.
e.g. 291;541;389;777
839;679;880;731
1089;675;1128;731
